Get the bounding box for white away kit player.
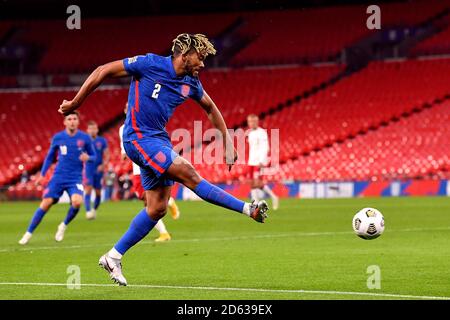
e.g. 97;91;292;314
247;114;279;210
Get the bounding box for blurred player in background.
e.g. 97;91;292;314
119;103;180;242
247;114;279;210
19;112;96;245
84;121;109;220
59;33;269;286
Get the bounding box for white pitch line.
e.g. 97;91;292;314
0;282;448;300
1;227;449;254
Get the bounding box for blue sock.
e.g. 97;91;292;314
84;193;91;212
94;195;101;210
64;206;80;225
27;207;47;233
114;209;158;255
193;179;245;213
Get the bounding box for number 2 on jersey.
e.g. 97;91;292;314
152;83;161;99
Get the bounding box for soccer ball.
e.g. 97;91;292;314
352;207;385;240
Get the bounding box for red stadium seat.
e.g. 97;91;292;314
0;89;128;185
275;100;450;181
231;1;448;66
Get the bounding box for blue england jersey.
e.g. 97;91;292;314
86;136;108;172
122;53;204;143
41;130;96;183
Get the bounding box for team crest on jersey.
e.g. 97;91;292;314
77;139;85;148
181;84;190;97
96;141;102;149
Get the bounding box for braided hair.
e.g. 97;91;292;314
171;33;216;57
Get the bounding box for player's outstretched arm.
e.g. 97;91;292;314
197;90;237;170
37;141;58;185
59;60;128;115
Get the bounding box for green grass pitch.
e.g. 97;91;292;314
0;197;449;300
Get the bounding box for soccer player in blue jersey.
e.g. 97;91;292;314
84;121;109;220
19;112;96;245
59;33;269;286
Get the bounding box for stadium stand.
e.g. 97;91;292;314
0;88;128;186
277;99;450;182
2;1;447;74
0;64;342;187
6;14;238;74
193;58;450;183
413;27;450;55
261;58;450;163
4;57;450;194
231;1;449;66
2;1;450;199
411;14;450;56
167;64;343;139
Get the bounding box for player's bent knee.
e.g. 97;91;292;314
181;165;202;189
72;201;82;208
169;159;202;188
40;198;54;211
71;195;83;208
146;204;167;220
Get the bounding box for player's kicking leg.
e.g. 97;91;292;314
98;144;268;286
19;197;54;245
168;157;269;223
99;187;266;286
55;188;83;242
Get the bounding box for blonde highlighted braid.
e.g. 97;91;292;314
171;33;217;57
